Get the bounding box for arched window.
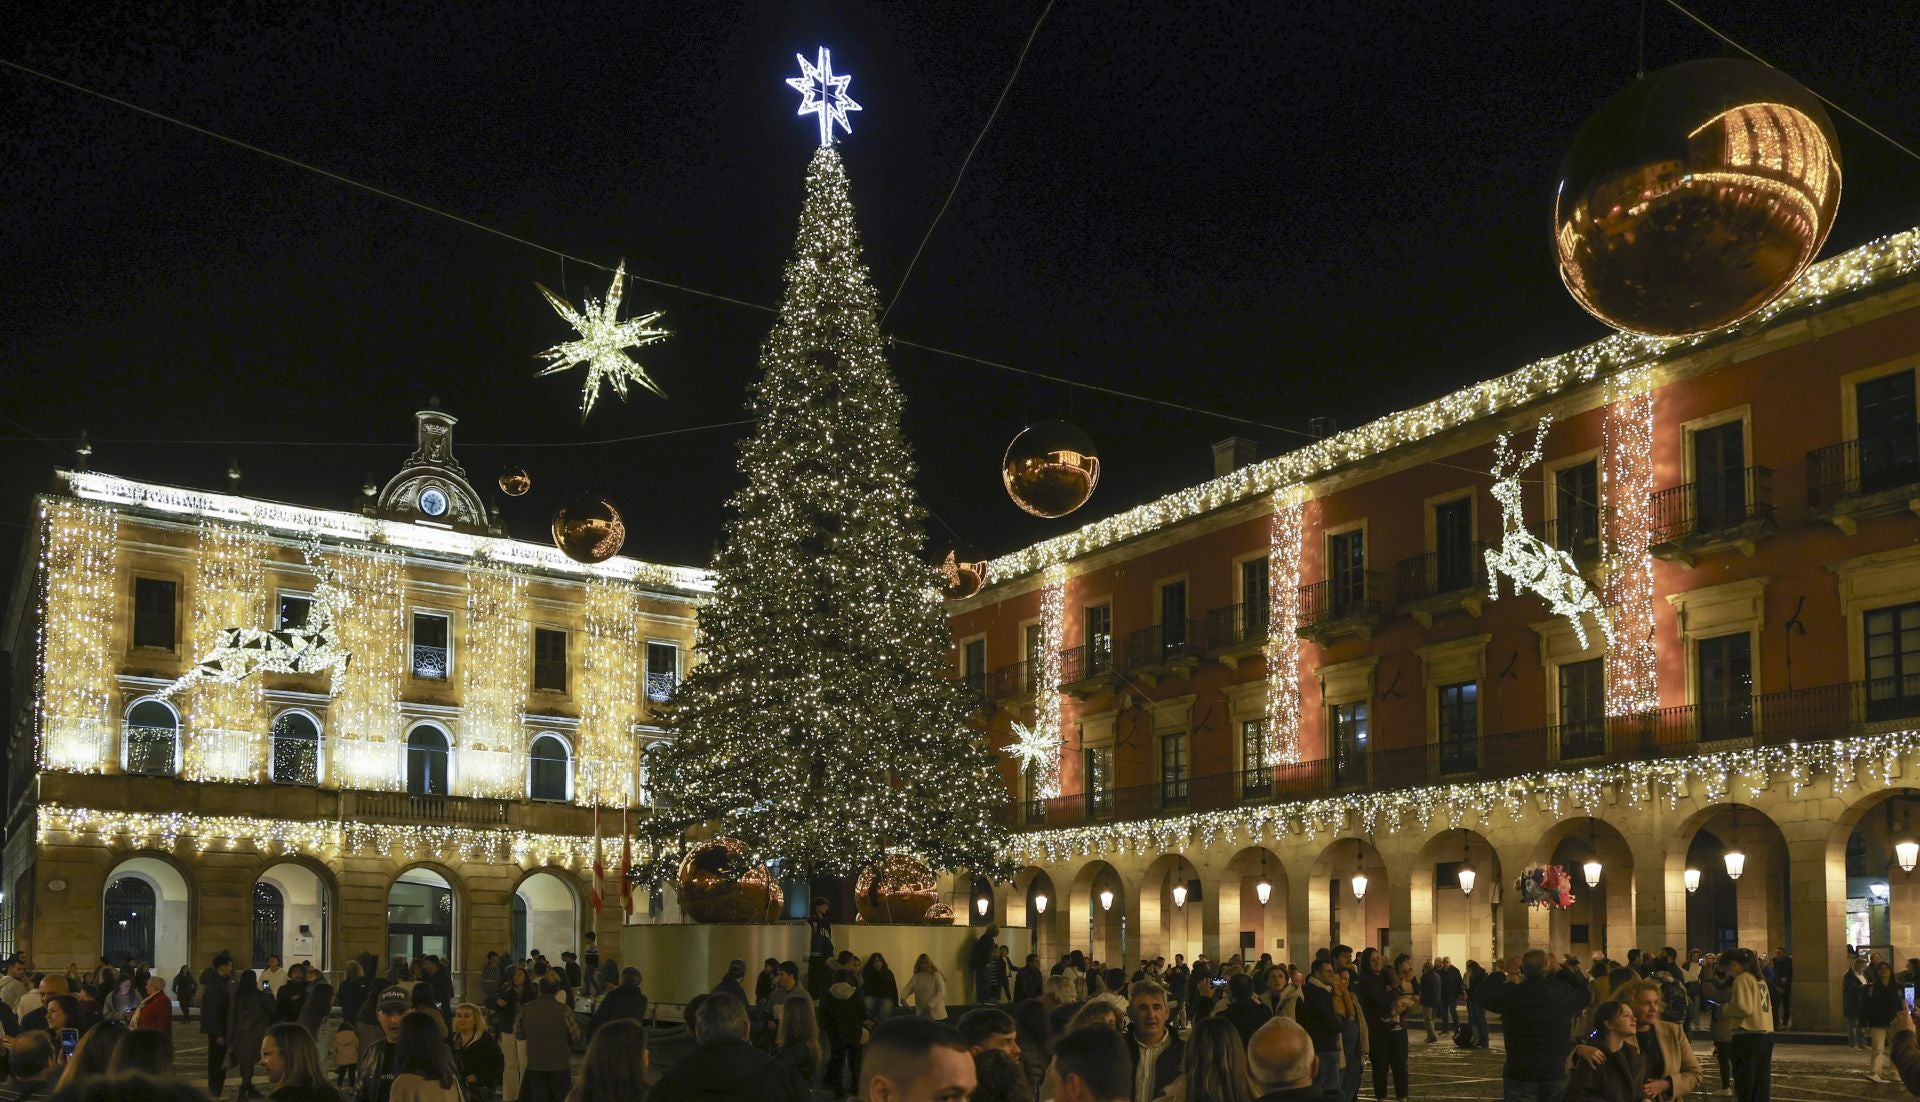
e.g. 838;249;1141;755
103;877;156;964
251;881;284;969
406;725;450;796
123;699;179;777
638;742;667;807
529;735;570;802
270;712;321;786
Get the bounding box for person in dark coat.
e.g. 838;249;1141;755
1296;959;1345;1098
450;1002;504;1098
653;993;809;1101
1219;973;1275;1044
228;968;278;1100
274;964;311;1023
1482;951;1590;1099
201;953;236;1098
1014;954;1044;1004
1418;962;1444;1042
714;960;750;1008
587;968;650;1041
969;925;999;1005
821;969;868;1099
299;973;335;1038
1439;959;1464;1029
337;962;370;1030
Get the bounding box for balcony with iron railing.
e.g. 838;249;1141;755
1010;676;1920;828
411;644;449;681
1806;431;1920;532
1648;466;1774;564
122;723;179;777
1527;517;1603;569
1296;573;1386;643
645;671;677;703
989;660;1038;705
1058;642;1121;698
349;789;512;826
1395;543;1489;627
1124;620;1202;684
1201;602;1269;667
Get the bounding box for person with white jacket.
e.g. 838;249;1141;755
905;954;949;1021
1721;949;1774;1102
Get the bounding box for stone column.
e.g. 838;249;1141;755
1783;815;1847;1031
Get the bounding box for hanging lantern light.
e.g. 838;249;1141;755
1033;892;1048;915
1897;839;1919;875
1583;859;1604;888
1457;867;1477;896
1723;847;1746;881
1099;887;1114;912
1255;878;1273;906
1683;867;1702;894
976;897;990;917
1172;882;1188;908
1351;872;1369;901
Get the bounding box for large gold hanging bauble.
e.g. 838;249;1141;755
550;494;626;564
1002;421;1100;518
498;467;532;497
675;837;785;924
939;550;989;601
1554;58;1840;338
855;853;943;925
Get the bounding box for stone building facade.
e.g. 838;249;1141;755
1;410;707;991
951;228;1920;1030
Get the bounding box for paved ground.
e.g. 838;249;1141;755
161;1018;1905;1099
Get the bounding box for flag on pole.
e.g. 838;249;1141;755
620;805;635;918
591;805;606;920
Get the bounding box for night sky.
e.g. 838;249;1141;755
3;1;1918;610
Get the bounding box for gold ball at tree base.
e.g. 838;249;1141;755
1002;420;1101;519
551;494;626;564
498;467;532;497
675;837;785;923
1554;58;1840;338
854;853;943;925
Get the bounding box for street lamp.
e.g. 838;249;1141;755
1099;887;1114;912
1172;882;1188;908
1457;835;1476;896
1256;851;1273;905
1683;867;1701;894
1583;819;1603;888
1899;839;1919;875
1351;840;1369;901
1723;848;1745;881
1033;892;1048;915
976;896;990;917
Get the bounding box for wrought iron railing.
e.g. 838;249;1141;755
1528;515;1604;566
1649;466;1773;545
1058;642;1118;686
644;671;676;703
988;661;1036;701
1807;432;1920;508
1202;602;1269;651
1126;620;1201;669
122;724;178;777
411;644;449;680
353;790;510;826
1395;543;1489;604
1297;573;1385;632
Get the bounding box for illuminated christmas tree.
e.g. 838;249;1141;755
644;146;1008;882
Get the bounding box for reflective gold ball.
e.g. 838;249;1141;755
1555;59;1840;338
1003;421;1100;519
940;550;989;601
855;853;942;925
498;467;532;497
921;902;956;925
551;495;626;564
675;837;785;924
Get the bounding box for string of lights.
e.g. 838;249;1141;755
183;521;270;782
35;501;119;772
576;579;643;807
457;561;530;797
329;543;408;791
1033;566;1067;799
1602;370;1659;715
1265;490;1306;765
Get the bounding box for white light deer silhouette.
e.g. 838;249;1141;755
157;537;350;700
1483;416;1614;650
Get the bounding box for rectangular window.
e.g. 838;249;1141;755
1241;558;1270;638
1329;529;1366;614
1557;658;1605;758
133;578;176;651
1857;370;1918;493
1692;420;1747;530
1554;460;1601;555
1865;601;1920;721
411;611;450;680
1160;731;1189;806
277;592;312;631
1433;498;1474;592
1085;746;1112;817
1331;701;1369;787
534;628;568;693
1085;603;1113;674
1241;719;1272;796
1159;581;1188;654
1436;681;1479;773
962;638;986;697
1696;632;1754;740
646;643;679;702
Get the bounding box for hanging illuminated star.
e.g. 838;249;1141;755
786;46;861;147
535;261;671;422
1005;719;1062;798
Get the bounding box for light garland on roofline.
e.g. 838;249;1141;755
36;803;597;867
1265;490;1305;765
986;228;1920;583
1000;729;1920;865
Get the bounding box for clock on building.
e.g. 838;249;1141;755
418;488;449;517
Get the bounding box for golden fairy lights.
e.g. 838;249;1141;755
986;226;1920;584
330;544;408;790
576;579;642;807
36;500;119;772
458;562;529;797
1002;728;1920;865
183;521;269;782
1032;566;1067;799
1265;490;1305;765
1602;370;1658;715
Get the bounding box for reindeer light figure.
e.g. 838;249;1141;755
1483;416;1614;650
157;537;351;701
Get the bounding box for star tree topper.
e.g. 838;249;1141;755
535;261;671;422
787;46;862;147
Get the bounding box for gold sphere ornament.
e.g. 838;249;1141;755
551;494;626;564
921;902;956;925
498;467;532;497
939;550;989;601
675;837;785;923
1002;420;1101;518
1554;58;1840;338
854;853;942;925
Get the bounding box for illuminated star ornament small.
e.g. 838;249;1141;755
1005;720;1062;798
535;261;671;422
786;46;862;147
